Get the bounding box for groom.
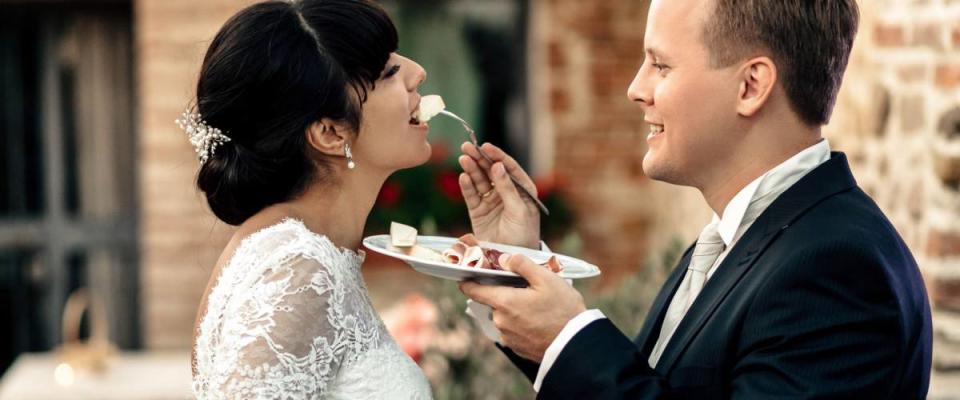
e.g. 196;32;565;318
457;0;932;398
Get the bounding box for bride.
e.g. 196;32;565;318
184;0;433;398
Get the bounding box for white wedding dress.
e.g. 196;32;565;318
192;218;433;399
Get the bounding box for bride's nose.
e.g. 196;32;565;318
407;62;427;91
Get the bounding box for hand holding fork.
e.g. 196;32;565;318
456;139;544;251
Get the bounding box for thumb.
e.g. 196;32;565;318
498;253;547;287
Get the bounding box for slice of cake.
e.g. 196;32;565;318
414;95;445;123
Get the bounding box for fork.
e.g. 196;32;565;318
440;110;550;216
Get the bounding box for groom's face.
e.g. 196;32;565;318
628;0;743;188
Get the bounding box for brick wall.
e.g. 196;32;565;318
135;0;252;349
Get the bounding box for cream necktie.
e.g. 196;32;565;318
648;221;726;367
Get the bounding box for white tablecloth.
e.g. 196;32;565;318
0;351;193;400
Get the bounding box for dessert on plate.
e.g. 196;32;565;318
389;222;563;273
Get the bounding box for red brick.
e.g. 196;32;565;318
550;88;570;114
591;65;622;98
929;276;960;311
928;229;960;258
875;23;906;47
548;40;566;68
936;65;960;88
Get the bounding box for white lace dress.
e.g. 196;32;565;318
192;219;433;399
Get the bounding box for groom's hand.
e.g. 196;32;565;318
458;142;540;249
459;253;586;362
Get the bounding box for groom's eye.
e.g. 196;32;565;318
383;65;401;79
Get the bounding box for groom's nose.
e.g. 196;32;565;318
627;64;653;109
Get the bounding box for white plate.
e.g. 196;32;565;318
363;235;601;286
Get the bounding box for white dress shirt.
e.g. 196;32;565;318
531;139;832;391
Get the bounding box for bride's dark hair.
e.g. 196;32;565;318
193;0;398;225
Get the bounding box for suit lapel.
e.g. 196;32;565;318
653;152;859;373
633;243;695;354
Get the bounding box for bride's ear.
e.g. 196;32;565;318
305;118;353;157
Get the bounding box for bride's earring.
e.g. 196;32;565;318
345;143;356;170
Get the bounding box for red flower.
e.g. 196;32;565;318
430;141;451;163
534;172;561;200
377;182;402;207
436;170;463;202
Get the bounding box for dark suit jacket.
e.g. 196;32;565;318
502;153;932;399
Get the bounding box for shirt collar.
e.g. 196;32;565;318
712;139;832;246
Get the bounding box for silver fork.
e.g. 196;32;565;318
440;110;550;216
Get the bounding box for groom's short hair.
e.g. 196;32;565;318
703;0;860;126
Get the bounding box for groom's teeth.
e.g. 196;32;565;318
649;125;664;135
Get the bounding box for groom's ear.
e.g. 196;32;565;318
736;56;777;118
305;118;352;157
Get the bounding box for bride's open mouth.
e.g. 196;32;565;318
409;107;427;128
410;95;444;129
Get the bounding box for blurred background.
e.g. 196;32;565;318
0;0;958;398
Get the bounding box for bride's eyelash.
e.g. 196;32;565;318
383;65;401;79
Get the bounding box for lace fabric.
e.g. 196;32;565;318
193;219;432;399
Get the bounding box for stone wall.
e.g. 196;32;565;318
824;0;960;385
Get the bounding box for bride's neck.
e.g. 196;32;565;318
280;169;387;251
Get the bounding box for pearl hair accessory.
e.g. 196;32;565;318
176;109;232;164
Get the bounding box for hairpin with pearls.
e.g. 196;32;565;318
176;108;232;164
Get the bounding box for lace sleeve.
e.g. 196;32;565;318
218;253;347;398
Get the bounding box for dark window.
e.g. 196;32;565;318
0;2;139;377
